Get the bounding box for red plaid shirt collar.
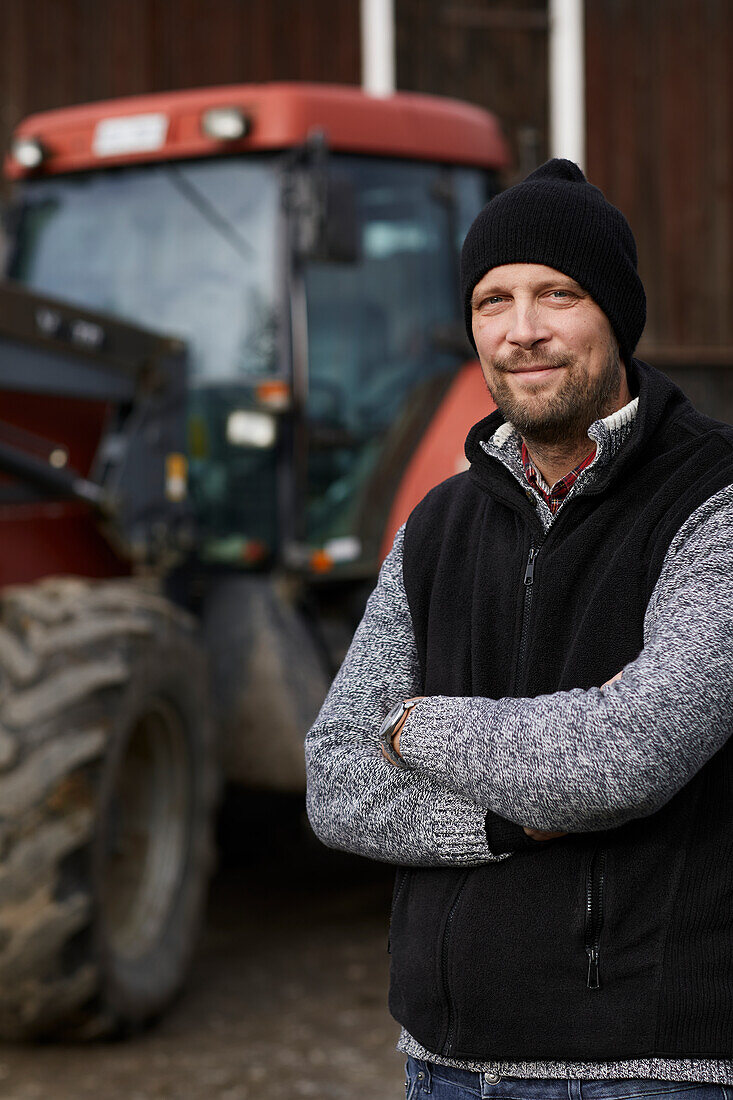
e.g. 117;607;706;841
520;440;597;514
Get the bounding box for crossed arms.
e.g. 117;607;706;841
304;484;733;867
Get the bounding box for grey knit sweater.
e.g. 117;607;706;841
305;398;733;1084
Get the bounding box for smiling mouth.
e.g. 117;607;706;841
508;365;565;382
510;364;563;373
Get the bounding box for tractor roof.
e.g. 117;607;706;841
6;82;510;180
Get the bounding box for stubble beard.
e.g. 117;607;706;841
484;340;624;448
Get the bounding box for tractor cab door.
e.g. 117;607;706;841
300;154;493;574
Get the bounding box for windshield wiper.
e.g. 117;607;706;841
163;166;256;261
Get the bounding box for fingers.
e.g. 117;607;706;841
522;827;568;841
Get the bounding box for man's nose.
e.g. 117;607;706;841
505;304;551;348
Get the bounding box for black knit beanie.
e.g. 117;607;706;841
460;158;646;365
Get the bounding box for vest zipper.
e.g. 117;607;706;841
440;871;469;1056
515;541;543;688
584;846;607;989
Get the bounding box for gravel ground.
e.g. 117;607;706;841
0;794;406;1099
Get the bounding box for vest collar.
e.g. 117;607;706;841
465;359;690;500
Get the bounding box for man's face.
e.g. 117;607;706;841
470;263;628;446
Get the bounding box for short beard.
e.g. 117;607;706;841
485;340;624;448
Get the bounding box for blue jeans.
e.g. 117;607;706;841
404;1059;732;1100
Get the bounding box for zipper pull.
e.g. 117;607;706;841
524;547;537;585
586;946;600;989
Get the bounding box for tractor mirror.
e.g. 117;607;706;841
290;132;360;264
319;172;360;264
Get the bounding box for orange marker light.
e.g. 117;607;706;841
309;549;334;574
256;379;291;410
165;453;188;501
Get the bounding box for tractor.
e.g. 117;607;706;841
0;82;507;1037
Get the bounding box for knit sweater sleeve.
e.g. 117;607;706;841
304;524;506;867
397;483;733;833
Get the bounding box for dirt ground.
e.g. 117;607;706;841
0;794;406;1099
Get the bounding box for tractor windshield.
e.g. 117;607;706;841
7;156;281;382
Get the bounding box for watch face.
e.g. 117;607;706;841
378;700;405;741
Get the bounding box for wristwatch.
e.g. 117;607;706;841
378;698;419;767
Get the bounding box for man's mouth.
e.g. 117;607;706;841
511;364;558;372
491;355;571;383
507;363;565;382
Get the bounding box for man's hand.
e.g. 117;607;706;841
522;827;568;841
522;669;624;840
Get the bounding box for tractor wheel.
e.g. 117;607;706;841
0;576;217;1039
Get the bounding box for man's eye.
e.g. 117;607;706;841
487;295;504;305
550;290;571;299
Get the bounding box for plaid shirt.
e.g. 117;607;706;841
520;440;597;515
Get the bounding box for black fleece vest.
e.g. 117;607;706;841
389;360;733;1063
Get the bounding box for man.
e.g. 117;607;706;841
305;159;733;1098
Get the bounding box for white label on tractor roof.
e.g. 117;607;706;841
92;113;169;157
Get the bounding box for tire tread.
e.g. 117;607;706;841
0;576;214;1040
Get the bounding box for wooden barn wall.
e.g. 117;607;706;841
395;0;549;180
0;0;730;367
585;0;732;364
0;1;549;186
0;0;361;162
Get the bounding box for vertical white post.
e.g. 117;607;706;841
549;0;585;168
361;0;396;97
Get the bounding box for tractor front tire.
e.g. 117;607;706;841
0;576;217;1039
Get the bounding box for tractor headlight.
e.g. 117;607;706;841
11;137;46;169
201;108;250;141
